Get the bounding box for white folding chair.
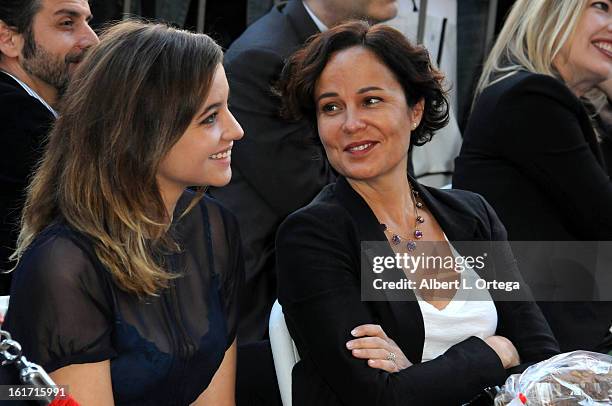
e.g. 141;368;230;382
0;295;9;319
269;300;300;406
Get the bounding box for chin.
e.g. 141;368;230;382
206;173;233;188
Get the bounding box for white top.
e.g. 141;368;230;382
1;70;58;118
417;237;497;362
302;1;328;32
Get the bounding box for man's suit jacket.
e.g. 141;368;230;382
0;72;55;293
276;176;559;406
453;71;612;352
209;0;335;342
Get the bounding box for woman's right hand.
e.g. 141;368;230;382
484;335;520;369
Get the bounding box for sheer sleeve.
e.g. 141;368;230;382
205;198;245;348
4;227;116;372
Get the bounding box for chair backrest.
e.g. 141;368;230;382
269;300;300;406
0;296;9;319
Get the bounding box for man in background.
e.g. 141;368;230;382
0;0;98;293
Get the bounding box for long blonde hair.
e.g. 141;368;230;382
12;21;223;296
475;0;586;98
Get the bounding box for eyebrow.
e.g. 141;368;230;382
197;102;222;119
54;9;93;22
315;86;384;103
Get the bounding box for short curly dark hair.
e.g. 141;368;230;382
277;20;449;146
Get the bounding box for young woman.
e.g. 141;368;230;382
4;21;244;405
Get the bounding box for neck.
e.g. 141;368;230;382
0;58;58;107
347;164;415;229
303;0;342;27
553;59;594;98
157;182;184;223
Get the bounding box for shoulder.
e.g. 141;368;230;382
283;183;350;223
483;71;580;112
0;75;53;126
278;183;354;240
11;223;102;293
224;7;302;72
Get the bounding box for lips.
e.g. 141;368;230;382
593;40;612;58
344;140;378;154
210;147;232;160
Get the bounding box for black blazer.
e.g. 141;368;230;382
209;0;335;342
0;72;55;292
453;71;612;351
276;176;559;406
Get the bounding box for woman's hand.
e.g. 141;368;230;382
346;324;412;373
484;335;520;369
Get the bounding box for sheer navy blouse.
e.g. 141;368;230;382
4;193;244;405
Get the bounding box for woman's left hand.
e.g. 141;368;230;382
346;324;412;373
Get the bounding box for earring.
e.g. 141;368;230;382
412;122;417;130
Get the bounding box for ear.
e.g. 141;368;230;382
411;98;425;128
0;21;24;59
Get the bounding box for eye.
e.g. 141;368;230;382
364;97;382;106
321;103;340;113
201;112;218;125
593;1;610;11
59;19;74;27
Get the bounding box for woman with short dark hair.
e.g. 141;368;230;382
276;20;559;405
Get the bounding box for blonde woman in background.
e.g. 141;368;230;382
454;0;612;352
4;21;244;405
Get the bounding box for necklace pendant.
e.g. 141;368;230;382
391;235;402;245
406;240;417;251
414;229;423;239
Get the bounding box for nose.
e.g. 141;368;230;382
224;110;244;141
77;22;100;49
341;108;367;134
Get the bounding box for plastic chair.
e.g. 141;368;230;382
0;295;9;318
269;300;300;406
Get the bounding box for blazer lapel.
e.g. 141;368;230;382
334;177;425;363
410;179;479;242
282;0;320;44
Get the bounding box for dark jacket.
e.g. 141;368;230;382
0;72;55;293
453;71;612;352
276;176;559;406
209;0;335;342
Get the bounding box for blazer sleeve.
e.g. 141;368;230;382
495;75;612;239
224;47;335;218
277;206;508;406
477;195;560;374
0;89;53;183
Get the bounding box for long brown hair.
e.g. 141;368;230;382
12;20;223;296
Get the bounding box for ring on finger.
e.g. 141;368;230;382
386;351;397;363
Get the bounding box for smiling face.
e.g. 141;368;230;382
553;0;612;94
20;0;98;93
156;64;244;198
314;46;423;183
